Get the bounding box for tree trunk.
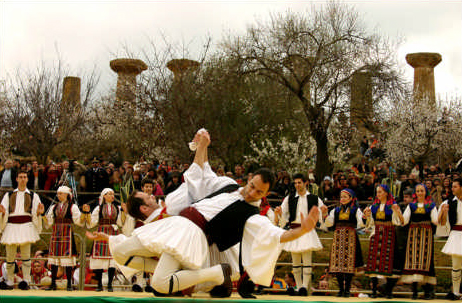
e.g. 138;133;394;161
314;130;333;184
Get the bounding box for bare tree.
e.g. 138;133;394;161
221;2;404;178
0;61;98;163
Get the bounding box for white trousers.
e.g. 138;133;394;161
291;251;312;289
111;236;158;273
6;243;31;285
151;252;224;294
452;256;462;295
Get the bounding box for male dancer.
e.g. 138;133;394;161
0;170;44;290
275;173;327;296
439;178;462;300
90;130;319;298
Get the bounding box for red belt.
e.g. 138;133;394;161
8;215;32;223
452;225;462;231
179;207;210;243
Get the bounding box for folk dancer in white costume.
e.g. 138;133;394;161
438;178;462;300
274;173;327;296
0;170;44;290
89;130;319;298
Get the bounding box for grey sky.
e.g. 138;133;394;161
1;0;461;98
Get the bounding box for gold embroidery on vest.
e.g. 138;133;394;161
8;192;32;213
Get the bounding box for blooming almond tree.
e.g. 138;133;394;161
382;96;462;172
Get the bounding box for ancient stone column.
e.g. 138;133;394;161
349;70;373;158
166;59;200;80
284;55;314;101
405;52;442;105
350;70;372;130
110;58;147;105
62;76;81;109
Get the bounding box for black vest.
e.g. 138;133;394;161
288;193;318;223
333;205;358;228
448;197;459;228
205;200;259;252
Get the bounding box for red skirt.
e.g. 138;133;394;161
366;221;397;275
91;224;119;259
49;223;76;258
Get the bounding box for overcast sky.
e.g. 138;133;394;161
1;0;461;98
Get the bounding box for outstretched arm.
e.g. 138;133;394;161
280;206;319;243
192;129;210;169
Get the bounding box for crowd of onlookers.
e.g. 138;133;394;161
1;155;462;291
1;155;461;206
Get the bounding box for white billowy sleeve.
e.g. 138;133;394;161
31;193;43;233
0;194;9;232
323;208;336;228
355;208;366;229
241;214;285;286
436;201;450;237
166;162;238;216
430;206;438;225
266;208;276;225
391;206;402;226
89;206;100;228
116;205;123;228
71;204;83;227
402;205;411;226
122;214;135;236
278;196;290;228
317;198;327;230
165;163;204;215
202;162;237;196
45;205;55;229
437;201;450;228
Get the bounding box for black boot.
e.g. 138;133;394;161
107;267;115;292
343;274;352;298
336;274;344;297
46;265;58;291
423;283;434;300
385;278;397;299
412;282;418;299
94;269;103;292
236;271;256;299
66;267;73;291
370;277;378;298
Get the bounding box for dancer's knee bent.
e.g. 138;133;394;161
151;271;173;294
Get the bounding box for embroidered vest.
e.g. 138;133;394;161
288;193;318;223
448;197;458;228
8;191;33;214
53;202;73;223
206;200;259;252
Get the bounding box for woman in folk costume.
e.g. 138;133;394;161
364;184;404;298
88;188;124;291
323;188;364;298
401;184;438;299
44;186;86;291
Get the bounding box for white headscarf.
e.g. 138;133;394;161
57;185;72;197
99;188;114;205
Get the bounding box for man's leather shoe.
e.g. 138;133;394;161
132;284;143;292
298;287;308;296
18;281;29;290
237;271;256;299
45;284;57;291
210;264;233;298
